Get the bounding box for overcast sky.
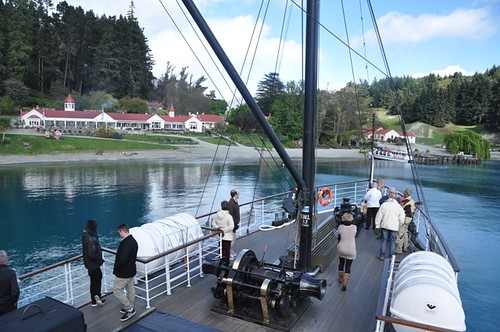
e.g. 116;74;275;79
56;0;500;103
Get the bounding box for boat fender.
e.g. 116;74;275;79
318;188;333;206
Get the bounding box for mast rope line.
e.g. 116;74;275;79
160;0;230;102
289;0;390;80
365;0;429;217
339;0;372;176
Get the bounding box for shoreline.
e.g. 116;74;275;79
1;137;498;166
0;145;367;166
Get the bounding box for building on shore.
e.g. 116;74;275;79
20;96;224;133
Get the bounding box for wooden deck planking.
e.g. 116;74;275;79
81;225;389;332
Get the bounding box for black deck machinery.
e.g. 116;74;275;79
202;249;326;330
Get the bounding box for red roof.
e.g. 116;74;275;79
64;95;75;103
22;107;224;124
147;101;164;109
108;113;152;121
197;114;224;122
27;109;101;119
159;115;190;123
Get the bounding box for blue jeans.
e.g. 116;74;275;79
379;228;397;257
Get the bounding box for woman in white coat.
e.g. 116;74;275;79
212;201;235;264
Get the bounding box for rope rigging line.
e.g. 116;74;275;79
289;0;390;81
339;0;372;178
163;0;267;219
274;0;293;75
228;0;271;110
248;134;295;193
194;135;228;222
160;0;232;102
365;0;430;219
358;0;370;83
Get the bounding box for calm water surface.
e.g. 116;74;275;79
1;158;499;331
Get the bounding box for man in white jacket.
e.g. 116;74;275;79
363;182;382;230
375;188;405;260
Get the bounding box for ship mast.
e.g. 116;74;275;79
298;0;320;271
182;0;321;271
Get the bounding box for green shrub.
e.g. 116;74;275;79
95;127;122;139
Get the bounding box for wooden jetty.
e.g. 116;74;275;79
414;154;481;165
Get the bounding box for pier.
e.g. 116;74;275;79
414;154;482;165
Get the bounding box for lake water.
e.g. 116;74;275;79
1;158;498;331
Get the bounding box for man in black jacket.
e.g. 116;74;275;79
112;224;138;322
0;250;19;316
228;189;240;259
82;219;105;307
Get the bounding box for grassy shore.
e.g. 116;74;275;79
0;133;179;155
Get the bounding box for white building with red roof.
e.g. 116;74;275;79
364;128;416;144
20;96;224;133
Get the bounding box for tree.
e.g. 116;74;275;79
256;72;285;116
226;104;258;132
0;117;10;141
0;96;14;115
4;79;31;109
154;63;211;115
269;81;303;140
119;97;148;114
444;131;490;159
208;93;228;116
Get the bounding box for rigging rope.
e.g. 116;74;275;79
160;0;231;102
339;0;372;181
365;0;430;219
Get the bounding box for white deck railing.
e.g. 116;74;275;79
17;179;459;319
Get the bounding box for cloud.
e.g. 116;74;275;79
412;65;470;78
365;7;496;45
148;10;304;102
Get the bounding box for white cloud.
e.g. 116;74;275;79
366;7;495;45
413;65;470;78
149;12;304;101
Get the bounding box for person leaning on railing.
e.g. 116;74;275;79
396;189;415;254
0;250;20;316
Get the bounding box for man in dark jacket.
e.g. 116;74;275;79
113;224;138;322
227;189;240;258
82;219;105;307
0;250;20;316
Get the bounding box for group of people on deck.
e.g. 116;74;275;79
362;178;415;259
1;189;241;323
336;178;415;291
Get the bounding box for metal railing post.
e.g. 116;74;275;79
198;241;204;277
64;264;71;304
186;247;192;288
165;256;171;295
68;263;74;305
102;259;108;293
143;263;151;309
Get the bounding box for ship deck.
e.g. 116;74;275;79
79;224;390;332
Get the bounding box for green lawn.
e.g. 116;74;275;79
0;134;177;155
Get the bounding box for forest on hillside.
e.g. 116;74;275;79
1;0;499;141
0;0;225;116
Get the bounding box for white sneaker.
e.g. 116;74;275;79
93;295;104;307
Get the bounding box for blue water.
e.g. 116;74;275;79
0;158;499;331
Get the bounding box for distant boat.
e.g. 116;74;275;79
371;146;413;163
